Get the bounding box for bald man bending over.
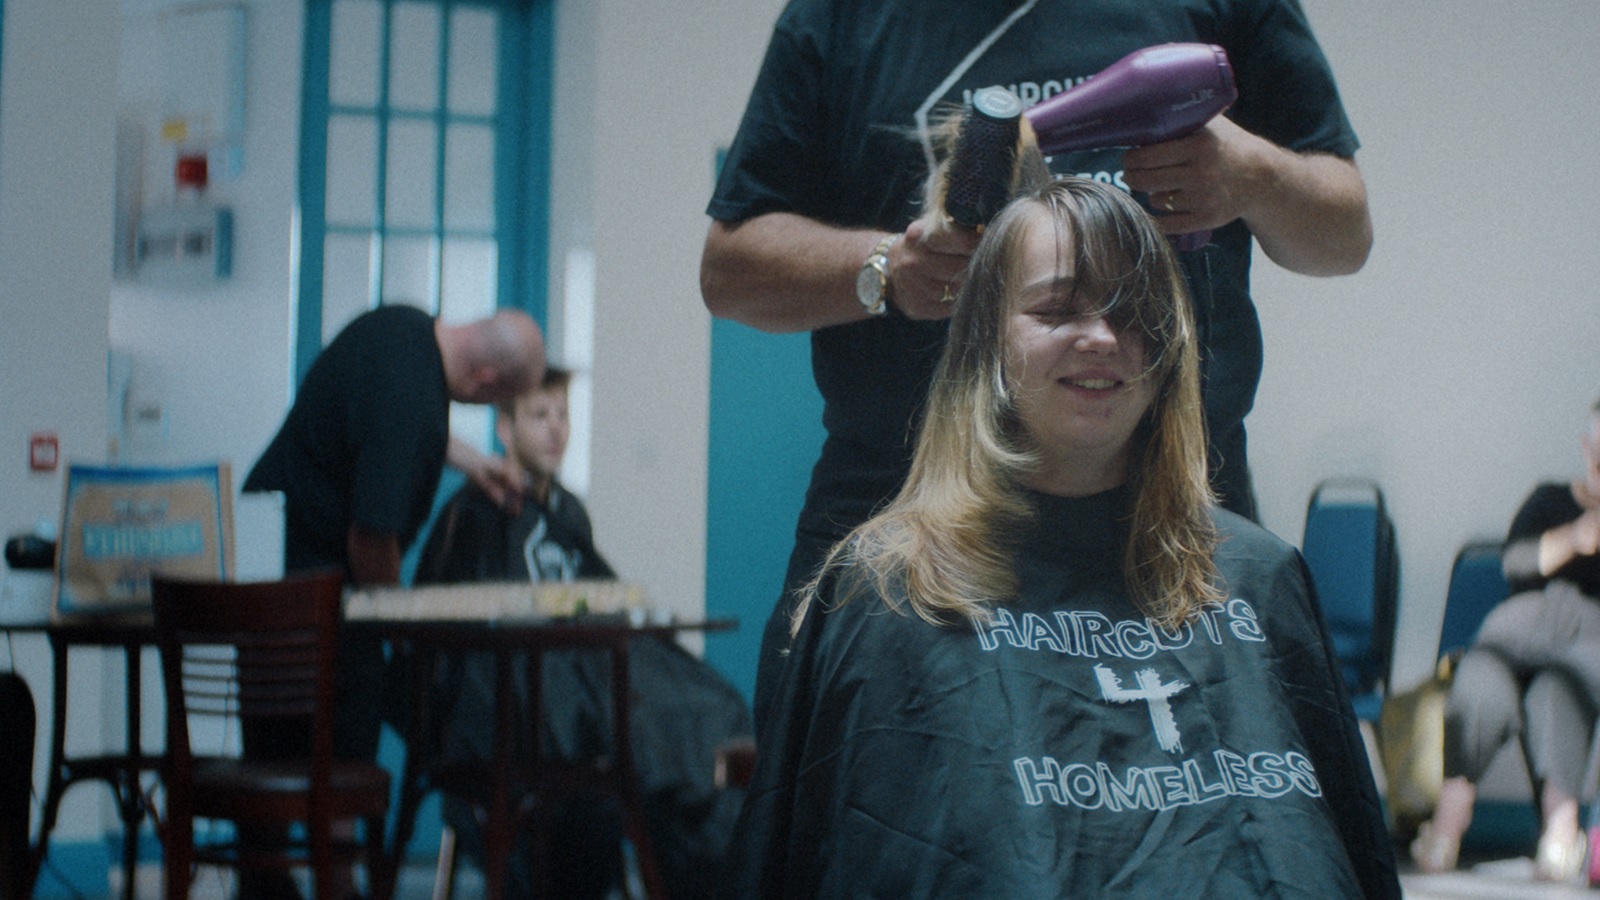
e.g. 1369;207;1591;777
246;305;545;587
240;304;543;900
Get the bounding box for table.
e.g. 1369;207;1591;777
0;606;735;900
0;615;158;900
371;614;737;900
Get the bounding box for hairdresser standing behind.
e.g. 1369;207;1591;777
700;0;1372;730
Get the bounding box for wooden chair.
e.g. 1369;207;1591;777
151;570;393;900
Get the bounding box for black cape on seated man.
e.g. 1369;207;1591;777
408;477;753;900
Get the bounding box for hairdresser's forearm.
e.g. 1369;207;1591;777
1242;149;1372;277
700;213;888;333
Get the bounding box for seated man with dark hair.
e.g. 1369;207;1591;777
412;366;751;900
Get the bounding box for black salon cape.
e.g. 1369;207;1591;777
728;489;1399;899
404;482;754;900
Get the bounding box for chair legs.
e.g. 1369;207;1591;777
158;819;394;900
161;817;194;900
430;826;458;900
367;812;397;900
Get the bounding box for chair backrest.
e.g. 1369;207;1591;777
1301;478;1400;697
1437;540;1509;660
151;569;345;767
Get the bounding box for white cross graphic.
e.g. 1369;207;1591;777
1094;663;1190;754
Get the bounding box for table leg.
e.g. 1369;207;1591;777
385;645;435;899
528;648;551;899
481;647;517;900
29;640;155;900
26;636;72;895
114;646;141;900
608;642;666;900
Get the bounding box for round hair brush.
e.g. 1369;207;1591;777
943;87;1025;230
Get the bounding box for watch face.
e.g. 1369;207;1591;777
856;263;883;308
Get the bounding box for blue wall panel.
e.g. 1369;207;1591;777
703;320;823;703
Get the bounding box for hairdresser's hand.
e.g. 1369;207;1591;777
1123;114;1371;276
1121;114;1261;237
889;212;982;321
1573;509;1600;558
448;435;526;514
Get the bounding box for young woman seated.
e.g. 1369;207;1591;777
723;178;1400;899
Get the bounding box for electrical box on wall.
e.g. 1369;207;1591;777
135;204;233;283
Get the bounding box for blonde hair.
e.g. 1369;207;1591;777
797;178;1221;632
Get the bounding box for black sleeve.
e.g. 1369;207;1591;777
1503;484;1580;593
566;496;617;580
1222;0;1360;157
348;319;448;537
706;1;830;224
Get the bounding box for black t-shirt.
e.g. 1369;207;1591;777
708;0;1360;542
730;489;1399;899
243;305;450;572
1505;482;1600;597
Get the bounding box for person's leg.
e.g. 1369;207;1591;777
239;717;310;900
327;635;386;898
1414;647;1524;872
1475;585;1600;688
1413;777;1477;873
1523;670;1593;881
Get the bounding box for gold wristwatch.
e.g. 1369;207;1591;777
855;233;899;317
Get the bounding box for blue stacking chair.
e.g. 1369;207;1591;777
1300;479;1400;722
1436;540;1509;661
1433;540;1543;854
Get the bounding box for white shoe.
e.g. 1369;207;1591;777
1535;829;1586;883
1410;820;1460;874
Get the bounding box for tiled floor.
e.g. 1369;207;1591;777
1402;857;1600;899
103;860;481;900
88;855;1600;899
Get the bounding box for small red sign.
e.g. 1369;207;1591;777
29;433;59;472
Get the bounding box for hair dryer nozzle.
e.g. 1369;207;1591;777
944;87;1024;229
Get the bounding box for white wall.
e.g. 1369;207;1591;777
108;1;302;482
0;1;116;539
1251;1;1600;690
562;0;787;623
0;0;120;847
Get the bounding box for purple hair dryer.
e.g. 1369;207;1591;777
1026;43;1236;154
1025;42;1237;250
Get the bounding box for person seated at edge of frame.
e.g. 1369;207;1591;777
1411;397;1600;882
723;178;1400;899
408;366;753;900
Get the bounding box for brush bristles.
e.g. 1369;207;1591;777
944;88;1023;229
